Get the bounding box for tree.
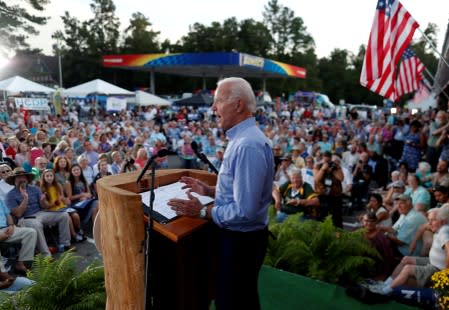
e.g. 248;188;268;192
54;0;121;86
262;0;314;57
0;0;49;55
122;12;160;53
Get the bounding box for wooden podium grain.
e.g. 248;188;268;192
96;169;217;310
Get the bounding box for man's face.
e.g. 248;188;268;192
212;84;237;131
14;175;28;187
0;165;11;180
397;200;412;214
428;211;444;233
434;190;448;203
437;160;448;173
291;174;303;188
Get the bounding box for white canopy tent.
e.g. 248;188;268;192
61;79;134;97
0;76;54;94
128;90;171;106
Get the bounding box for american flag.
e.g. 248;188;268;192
360;0;419;101
396;48;425;98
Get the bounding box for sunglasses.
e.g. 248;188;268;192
0;170;11;174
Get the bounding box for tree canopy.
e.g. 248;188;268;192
0;0;49;56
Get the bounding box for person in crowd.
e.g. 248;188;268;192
399;120;424;172
370;204;449;295
81;140;99;169
433;184;449;208
92;159;112;199
66;164;98;227
301;156;315;190
379;194;427;257
272;169;319;222
366;193;392;229
180;134;196;169
0;198;37;275
274;154;295;187
110;151;123;175
409;208;439;258
4;168;73;257
98;133;112;153
0;164;13;203
14;142;30;171
53;156;71;189
351;152;373;210
315;151;344;227
431;159;449;188
30;157;49;184
134;147;148;169
5;136;19;160
415;161;433;189
152;139;168;169
404;174;431;211
39;169;84;243
167;77;274;310
211;147;224;173
77;155;94;187
360;212;396;280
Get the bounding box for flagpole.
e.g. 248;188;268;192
418;28;449;69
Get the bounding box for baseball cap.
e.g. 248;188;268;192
395;194;411;202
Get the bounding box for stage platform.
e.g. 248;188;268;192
255;266;417;310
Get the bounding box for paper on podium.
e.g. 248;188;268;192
140;181;214;220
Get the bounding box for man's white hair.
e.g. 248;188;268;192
217;77;256;113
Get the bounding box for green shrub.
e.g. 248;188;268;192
0;251;105;310
265;210;380;285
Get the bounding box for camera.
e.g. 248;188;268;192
328;161;336;170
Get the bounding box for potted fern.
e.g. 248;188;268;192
264;211;379;285
0;252;105;309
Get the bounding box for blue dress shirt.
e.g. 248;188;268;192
211;118;274;232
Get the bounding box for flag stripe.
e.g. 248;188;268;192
360;0;419;101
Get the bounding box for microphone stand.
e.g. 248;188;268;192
144;161;156;310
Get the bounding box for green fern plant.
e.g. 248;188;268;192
265;209;380;285
0;251;105;310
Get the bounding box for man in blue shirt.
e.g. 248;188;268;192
168;77;274;310
5;168;72;257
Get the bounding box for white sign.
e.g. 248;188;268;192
241;53;264;68
106;97;127;111
14;98;49;110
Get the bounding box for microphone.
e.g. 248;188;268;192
191;141;219;174
136;149;170;184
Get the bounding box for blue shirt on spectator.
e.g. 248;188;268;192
211;118;274;232
5;184;43;218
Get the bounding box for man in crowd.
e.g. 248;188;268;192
272;169;319;222
371;205;449;295
5;168;72;257
167;77;274;309
380;194;427;257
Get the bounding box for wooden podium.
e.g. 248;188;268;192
96;169;217;310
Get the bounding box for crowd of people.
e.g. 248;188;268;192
0;85;447;300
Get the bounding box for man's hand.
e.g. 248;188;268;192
168;192;203;217
19;182;28;200
4;225;14;237
180;176;211;197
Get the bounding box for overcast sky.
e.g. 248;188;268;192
28;0;449;59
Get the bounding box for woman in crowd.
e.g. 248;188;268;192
53;155;71;189
40;169;84;242
66;164;98;227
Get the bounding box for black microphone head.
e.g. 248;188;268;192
156;149;170;157
191;140;199;152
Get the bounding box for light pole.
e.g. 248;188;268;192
57;38;63;88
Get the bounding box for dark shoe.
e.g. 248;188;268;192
13;267;28;277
